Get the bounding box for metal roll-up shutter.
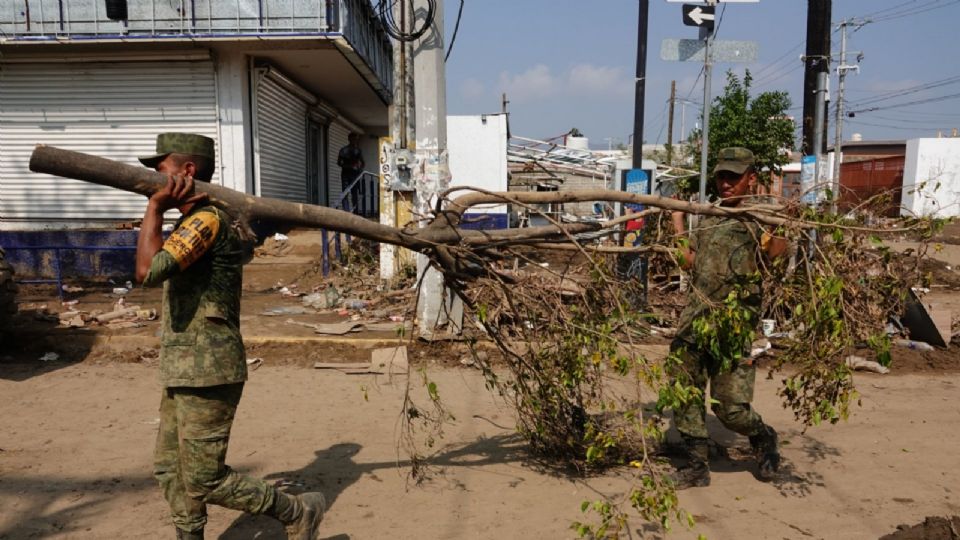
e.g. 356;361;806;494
0;60;218;223
255;72;308;202
327;120;351;207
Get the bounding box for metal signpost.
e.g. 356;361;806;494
661;0;759;203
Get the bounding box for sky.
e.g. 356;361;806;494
441;0;960;149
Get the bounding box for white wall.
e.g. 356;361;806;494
447;115;509;215
215;50;253;194
901;138;960;218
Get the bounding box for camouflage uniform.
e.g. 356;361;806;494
671;206;768;441
140;134;301;535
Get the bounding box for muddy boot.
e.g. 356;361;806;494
749;424;780;481
175;528;203;540
670;436;711;489
283;492;326;540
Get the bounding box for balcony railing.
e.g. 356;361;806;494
0;0;392;95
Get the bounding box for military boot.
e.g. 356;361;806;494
749;424;780;481
284;492;326;540
175;528;203;540
670;436;711;489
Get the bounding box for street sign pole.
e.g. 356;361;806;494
699;26;713;204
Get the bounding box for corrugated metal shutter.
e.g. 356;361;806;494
0;60;218;222
255;73;308;202
328;120;350;207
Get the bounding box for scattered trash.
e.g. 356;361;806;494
112;287;130;295
286;319;364;335
59;311;86;328
761;319;776;337
39;352;59;362
894;339;935;352
314;346;409;375
750;339;772;358
125;281;133;289
96;305;142;324
343;298;368;310
845;355;890;374
302;285;340;309
278;286;304;298
114;297;126;310
273;232;289;241
390;315;405;322
246;357;263;371
61;285;84;293
261;306;312;316
106;321;142;330
365;321;412;332
61;299;80;308
136;308;158;321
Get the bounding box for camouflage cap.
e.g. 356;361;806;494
138;133;215;168
713;147;755;175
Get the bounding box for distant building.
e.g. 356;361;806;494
827;137;960;218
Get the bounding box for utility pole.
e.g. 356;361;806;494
699;25;713;204
667;80;676;165
631;0;650;171
832;18;863;204
802;0;832;156
812;71;828;193
412;0;459;338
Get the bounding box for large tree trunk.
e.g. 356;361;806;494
29;145;791;256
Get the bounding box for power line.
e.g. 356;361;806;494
870;0;960;22
444;0;465;62
846;118;948;132
849;91;960;114
847;75;960;107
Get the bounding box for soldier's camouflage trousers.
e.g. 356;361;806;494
668;339;766;440
154;383;281;533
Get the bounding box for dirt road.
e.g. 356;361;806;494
2;358;959;539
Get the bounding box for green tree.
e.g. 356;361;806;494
690;70;795;189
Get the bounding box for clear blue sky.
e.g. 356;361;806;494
442;0;960;148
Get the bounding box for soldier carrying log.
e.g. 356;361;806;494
134;133;325;540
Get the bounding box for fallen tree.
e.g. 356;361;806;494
29;144;943;536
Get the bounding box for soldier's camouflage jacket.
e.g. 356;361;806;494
144;205;246;388
675;203;767;343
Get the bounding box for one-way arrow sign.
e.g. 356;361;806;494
682;4;715;29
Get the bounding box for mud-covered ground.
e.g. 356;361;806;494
1;228;959;539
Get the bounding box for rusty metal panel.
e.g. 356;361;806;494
840;156;904;217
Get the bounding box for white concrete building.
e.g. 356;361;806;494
901;138;960;218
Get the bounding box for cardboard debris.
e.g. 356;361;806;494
285;319;364;335
313;346;409;375
95;305;142;323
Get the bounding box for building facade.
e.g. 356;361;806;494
0;0;391;230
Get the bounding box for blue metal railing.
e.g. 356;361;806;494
319;170;378;276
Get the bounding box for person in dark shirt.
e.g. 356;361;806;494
337;132;365;214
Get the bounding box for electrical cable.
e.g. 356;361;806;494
847;75;960;107
869;0;959;22
376;0;436;42
849;91;960;114
444;0;465;62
